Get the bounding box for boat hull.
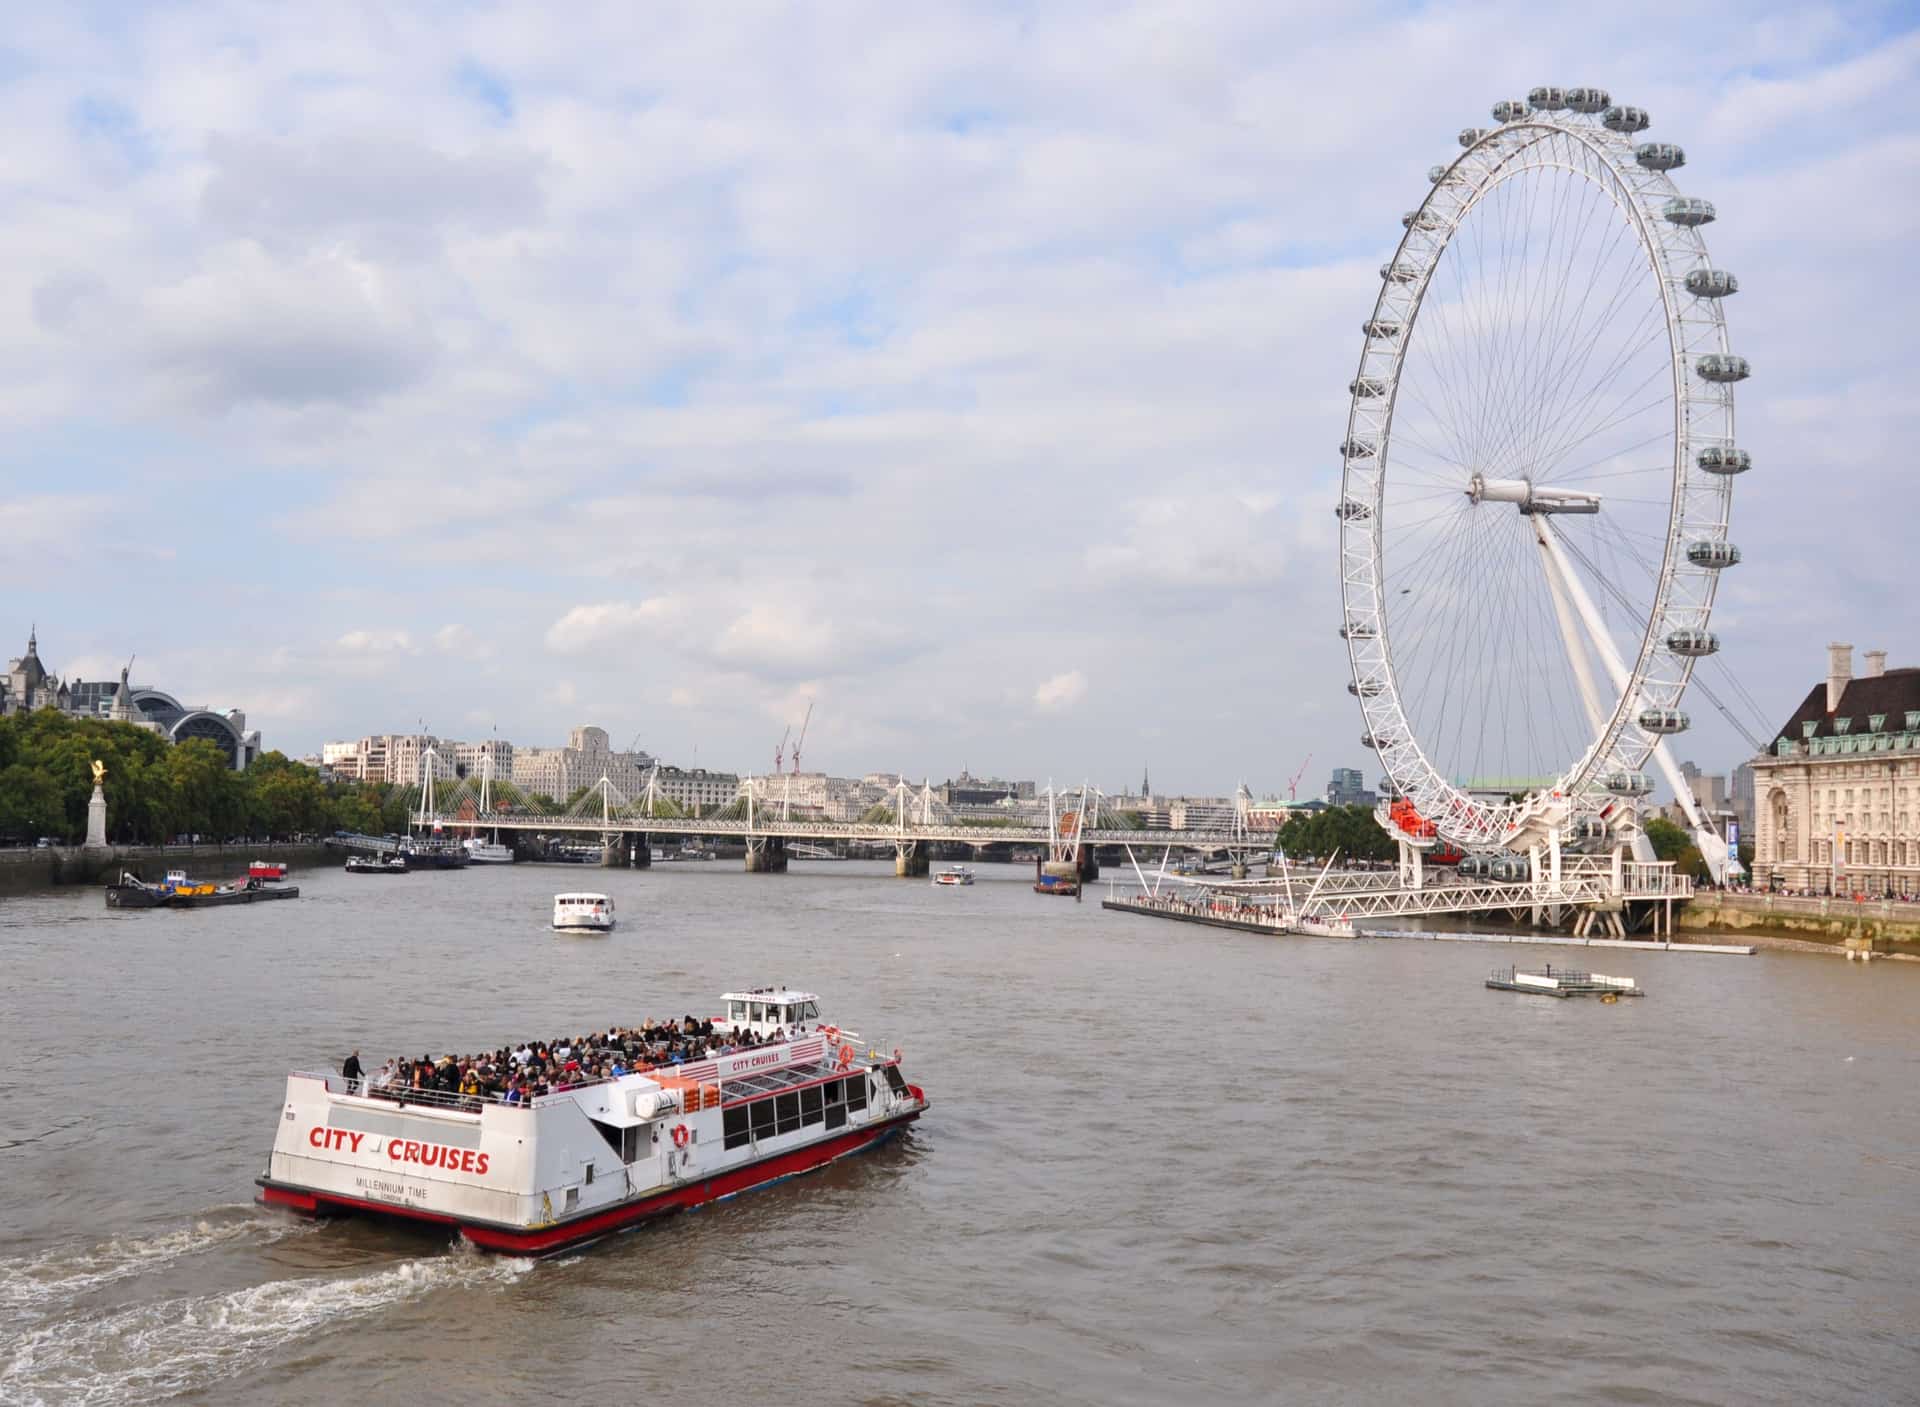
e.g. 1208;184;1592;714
106;883;300;909
258;1110;919;1256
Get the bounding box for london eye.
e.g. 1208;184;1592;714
1337;88;1746;879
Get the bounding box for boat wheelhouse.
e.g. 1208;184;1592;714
257;990;928;1256
553;892;615;932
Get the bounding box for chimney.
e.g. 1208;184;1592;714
1827;642;1853;714
1863;649;1887;680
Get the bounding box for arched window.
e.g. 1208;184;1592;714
1769;790;1792;863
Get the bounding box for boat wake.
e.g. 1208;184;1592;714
1;1244;534;1406
0;1209;315;1320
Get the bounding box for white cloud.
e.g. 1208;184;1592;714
544;598;683;654
1033;669;1088;714
335;629;414;654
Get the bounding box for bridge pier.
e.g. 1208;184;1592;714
895;841;929;878
746;835;788;874
1077;845;1099;881
632;833;651;868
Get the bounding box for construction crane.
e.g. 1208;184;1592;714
1286;752;1313;803
790;699;814;775
773;725;790;775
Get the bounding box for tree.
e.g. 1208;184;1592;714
1643;816;1691;863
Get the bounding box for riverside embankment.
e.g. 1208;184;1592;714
1680;891;1920;956
0;842;331;895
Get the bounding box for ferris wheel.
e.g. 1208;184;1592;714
1337;87;1745;874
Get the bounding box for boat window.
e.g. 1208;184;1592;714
749;1099;776;1138
730;1001;746;1021
824;1103;847;1131
751;1003;766;1022
846;1077;868;1112
782;1005;797;1025
822;1078;843;1106
882;1065;909;1095
775;1092;801;1134
801;1001;819;1020
800;1085;823;1124
723;1106;750;1150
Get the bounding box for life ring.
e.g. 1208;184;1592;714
821;1024;839;1042
671;1123;690;1148
836;1044;854;1071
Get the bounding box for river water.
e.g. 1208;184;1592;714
1;859;1915;1405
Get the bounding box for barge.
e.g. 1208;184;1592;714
106;870;300;909
257;988;928;1256
1486;965;1642;999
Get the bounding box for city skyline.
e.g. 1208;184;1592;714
1;6;1913;795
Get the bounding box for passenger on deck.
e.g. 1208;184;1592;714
342;1049;363;1094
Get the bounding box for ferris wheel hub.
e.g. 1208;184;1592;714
1465;474;1601;515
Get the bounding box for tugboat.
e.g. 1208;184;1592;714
256;987;929;1256
105;869;300;909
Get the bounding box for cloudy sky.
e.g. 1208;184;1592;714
2;2;1914;797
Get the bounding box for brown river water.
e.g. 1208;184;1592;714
1;859;1916;1405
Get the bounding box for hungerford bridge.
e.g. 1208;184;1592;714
356;756;1691;932
363;762;1269;878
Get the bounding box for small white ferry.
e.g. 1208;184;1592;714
256;988;928;1255
932;866;974;887
464;838;514;865
553;892;614;932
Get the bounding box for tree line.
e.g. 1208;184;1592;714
0;711;414;845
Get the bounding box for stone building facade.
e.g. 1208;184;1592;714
1751;643;1920;897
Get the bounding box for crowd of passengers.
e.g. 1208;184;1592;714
345;1016;789;1108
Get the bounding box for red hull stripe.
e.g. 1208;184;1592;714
258;1111;918;1255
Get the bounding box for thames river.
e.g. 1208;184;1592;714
1;859;1916;1405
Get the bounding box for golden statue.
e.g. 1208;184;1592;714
91;758;107;787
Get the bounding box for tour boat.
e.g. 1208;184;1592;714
932;866;974;887
256;988;929;1256
553;892;615;932
345;854;408;875
463;838;515;865
248;860;289;881
105;870;300;909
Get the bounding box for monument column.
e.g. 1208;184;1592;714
84;758;109;849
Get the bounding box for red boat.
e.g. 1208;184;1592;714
248;860;289;881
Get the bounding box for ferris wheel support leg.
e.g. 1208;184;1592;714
1534;525;1608;739
1534;519;1734;885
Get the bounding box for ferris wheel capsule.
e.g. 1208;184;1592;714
1696;353;1750;383
1604;771;1655;797
1492;99;1527;123
1334;499;1372;521
1403;209;1444;230
1664;196;1716;226
1340;437;1377;459
1635;142;1685;171
1666;629;1720;657
1684;269;1738;298
1686;540;1741;569
1427;164;1451;185
1638;709;1690;735
1458;127;1486;148
1566;87;1611;114
1696;446;1750;475
1350;377;1386;398
1604;105;1651;133
1340;622;1378;640
1362;319;1402;340
1527;86;1568;111
1381;262;1419;284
